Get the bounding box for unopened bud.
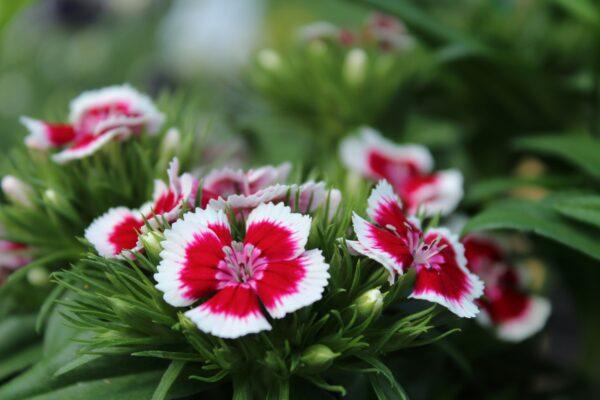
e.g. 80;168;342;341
343;48;368;86
43;189;64;209
27;266;49;286
109;297;139;323
355;288;383;320
300;344;339;372
140;230;164;259
257;49;282;72
162;127;181;155
2;175;34;208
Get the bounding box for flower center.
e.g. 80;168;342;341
218;241;268;286
411;237;445;271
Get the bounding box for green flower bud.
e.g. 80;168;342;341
257;49;282;72
355;288;384;320
27;266;49;286
343;48;368;86
109;297;147;329
140;230;164;259
300;344;339;372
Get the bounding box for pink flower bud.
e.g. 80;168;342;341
1;175;34;208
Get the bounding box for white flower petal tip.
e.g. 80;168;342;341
351;212;408;278
367;180;402;218
20;117;70;150
51;128;124;164
246;202;312;258
495;296;551;342
185;305;272;339
261;249;330;319
297;21;340;42
414;169;464;217
84;207;143;259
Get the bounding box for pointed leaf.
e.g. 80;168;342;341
515;135;600;179
463;199;600;260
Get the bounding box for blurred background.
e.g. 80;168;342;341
0;0;598;398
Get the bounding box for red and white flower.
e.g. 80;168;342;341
202;163;291;201
154;203;330;338
85;158;198;258
288;181;342;220
463;235;551;341
0;225;33;285
297;21;341;42
207;177;342;220
140;158;199;224
21;85;164;163
364;12;413;51
201;163;341;219
340;127;463;216
348;180;483;317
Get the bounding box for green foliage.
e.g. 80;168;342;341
249;38;432;144
465;134;600;261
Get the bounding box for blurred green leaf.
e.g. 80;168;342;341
552;0;600;32
0;313;38;358
0;343;42;380
463;199;600;260
465;175;577;204
0;0;32;36
552;194;600;229
515;135;600;179
26;371;165;400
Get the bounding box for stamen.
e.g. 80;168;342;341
219;241;266;284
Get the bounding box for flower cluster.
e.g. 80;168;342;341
85;161;341;261
298;12;413;52
340;127;463;216
349;181;483;317
21;85;164;163
463;235;551;341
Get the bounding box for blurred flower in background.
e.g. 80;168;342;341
159;0;265;79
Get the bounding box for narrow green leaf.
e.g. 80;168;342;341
465;175;578;204
515;135;600;179
0;343;42;380
552;0;600;31
463;199;600;260
53;354;101;378
36;283;66;332
26;371;163;400
0;313;38;357
356;354;408;400
552;194;600;229
151;360;187;400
